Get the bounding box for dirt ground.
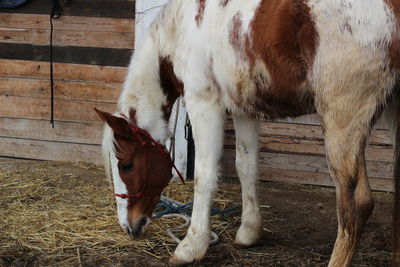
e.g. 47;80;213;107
0;160;394;266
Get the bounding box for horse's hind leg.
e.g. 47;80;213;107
233;115;262;246
320;100;379;266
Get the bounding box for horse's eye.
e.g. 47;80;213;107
119;163;133;172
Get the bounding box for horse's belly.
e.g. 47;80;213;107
219;65;315;120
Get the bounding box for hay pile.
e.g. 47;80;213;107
0;161;241;266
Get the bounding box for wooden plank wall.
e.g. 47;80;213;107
222;115;395;192
0;0;134;163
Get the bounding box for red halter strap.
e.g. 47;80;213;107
114;118;185;199
128;123;186;184
115;192;143;199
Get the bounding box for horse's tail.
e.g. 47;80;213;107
386;87;400;264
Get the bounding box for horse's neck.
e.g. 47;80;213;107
118;32;169;143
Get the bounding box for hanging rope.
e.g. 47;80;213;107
49;0;64;128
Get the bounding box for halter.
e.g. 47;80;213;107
115;120;185;199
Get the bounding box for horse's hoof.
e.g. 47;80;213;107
234;224;261;247
233;239;255;248
169;255;194;266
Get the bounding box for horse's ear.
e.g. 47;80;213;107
94;107;111;122
94;108;131;138
129;108;137;123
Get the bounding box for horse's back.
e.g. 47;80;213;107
162;0;400;118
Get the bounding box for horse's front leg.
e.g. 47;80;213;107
233;115;262;246
170;97;225;264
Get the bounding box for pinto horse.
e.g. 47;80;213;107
95;0;400;265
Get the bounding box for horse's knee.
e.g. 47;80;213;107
355;184;374;221
336;179;374;233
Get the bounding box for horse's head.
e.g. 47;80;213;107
95;108;173;238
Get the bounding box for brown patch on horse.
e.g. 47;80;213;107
115;136;172;218
115;138;172;214
386;0;400;70
246;0;318;118
195;0;206;26
220;0;230;7
159;56;184;121
208;58;222;93
249;0;317;96
229;12;245;59
96;109;173;221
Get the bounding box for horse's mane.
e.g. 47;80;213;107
102;124;118;186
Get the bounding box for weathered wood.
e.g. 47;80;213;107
0;77;120;102
258;113;388;129
0;136;102;163
0;43;133;67
0;13;134;33
221;150;393;179
222;163;394;192
224;133;394;162
0;28;134;49
0;96;116;123
226;119;392;145
0;0;135;19
0;118;103;144
0;59;127;82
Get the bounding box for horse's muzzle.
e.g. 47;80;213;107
127;216;149;238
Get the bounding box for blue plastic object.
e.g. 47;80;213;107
0;0;30;8
154;197;239;218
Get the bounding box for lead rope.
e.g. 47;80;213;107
157;196;219;245
169;98;180;165
49;0;62;128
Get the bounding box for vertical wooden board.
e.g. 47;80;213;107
0;59;128;82
0;118;103;144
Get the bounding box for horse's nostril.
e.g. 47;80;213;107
129;217;148;237
138;217;147;229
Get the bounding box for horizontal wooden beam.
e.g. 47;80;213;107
0;118;103;144
222;163;394;192
0;95;116;123
224;132;394;163
221;150;393;179
0;59;127;83
0;77;120;103
0;13;135;33
0;29;134;49
0;136;102;164
226;119;392;145
0;0;136;19
0;43;132;67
